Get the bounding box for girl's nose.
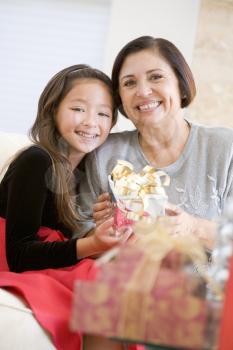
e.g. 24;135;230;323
81;113;97;127
135;81;152;97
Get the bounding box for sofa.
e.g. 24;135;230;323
0;131;55;349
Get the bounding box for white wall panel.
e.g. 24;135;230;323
0;0;111;134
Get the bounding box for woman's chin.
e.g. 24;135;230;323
134;115;165;130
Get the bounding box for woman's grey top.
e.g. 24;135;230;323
76;121;233;237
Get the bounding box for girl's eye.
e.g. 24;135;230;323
150;74;162;81
71;107;85;112
123;79;136;87
98;112;111;118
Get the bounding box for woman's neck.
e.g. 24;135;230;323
138;118;191;168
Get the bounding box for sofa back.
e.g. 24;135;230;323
0;131;31;182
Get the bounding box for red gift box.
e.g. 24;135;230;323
71;240;215;349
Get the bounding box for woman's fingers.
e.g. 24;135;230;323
97;192;111;202
93;192;114;225
93;192;111;211
93;200;111;212
93;207;112;222
125;232;138;244
93;201;105;212
165;202;181;216
157;215;180;227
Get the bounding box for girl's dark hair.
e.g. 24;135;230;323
112;36;196;117
30;64;117;232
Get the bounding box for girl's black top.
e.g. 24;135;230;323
0;146;80;272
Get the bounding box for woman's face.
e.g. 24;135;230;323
118;49;182;129
56;78;113;164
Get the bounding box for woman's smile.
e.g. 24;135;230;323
135;100;162;112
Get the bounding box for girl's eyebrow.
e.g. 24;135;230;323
70;98;111;110
70;98;86;103
120;68;164;81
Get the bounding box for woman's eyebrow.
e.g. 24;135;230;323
120;74;134;81
120;68;164;81
147;68;164;73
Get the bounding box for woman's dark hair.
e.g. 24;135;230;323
29;64;117;232
112;36;196;117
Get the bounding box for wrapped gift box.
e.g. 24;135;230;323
71;223;221;349
108;160;170;223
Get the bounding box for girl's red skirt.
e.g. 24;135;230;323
0;217;144;350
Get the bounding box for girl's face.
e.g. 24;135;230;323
56;78;113;166
118;49;182;130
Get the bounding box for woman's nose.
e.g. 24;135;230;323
135;81;152;97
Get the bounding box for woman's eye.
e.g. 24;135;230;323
71;107;85;112
150;74;162;81
98;112;111;118
123;79;136;87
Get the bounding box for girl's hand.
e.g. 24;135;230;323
77;218;138;259
93;217;120;251
93;192;114;226
76;218;119;258
93;218;138;255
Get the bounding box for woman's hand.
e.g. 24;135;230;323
93;192;114;226
157;203;217;250
158;203;197;237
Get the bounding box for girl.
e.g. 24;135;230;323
0;65;138;350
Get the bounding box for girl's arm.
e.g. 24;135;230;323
5;147;78;272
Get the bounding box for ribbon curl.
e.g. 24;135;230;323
109;160;170;220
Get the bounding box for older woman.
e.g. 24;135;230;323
78;36;233;251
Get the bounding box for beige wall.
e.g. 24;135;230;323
189;0;233;127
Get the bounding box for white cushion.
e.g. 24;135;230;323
0;131;31;181
0;288;55;349
0;132;54;349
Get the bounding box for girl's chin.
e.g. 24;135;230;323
81;142;102;153
80;145;96;153
70;143;97;155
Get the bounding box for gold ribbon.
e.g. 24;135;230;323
117;220;222;338
111;160;133;181
110;160;170;219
